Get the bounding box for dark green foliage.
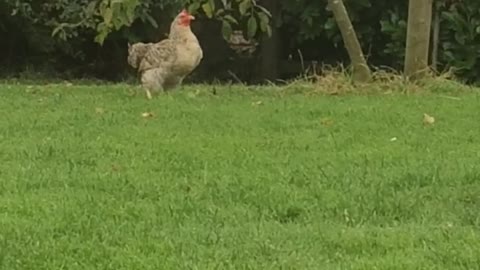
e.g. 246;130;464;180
0;0;479;83
440;1;480;83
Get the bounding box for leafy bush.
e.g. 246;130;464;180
1;0;480;83
440;0;480;82
7;0;271;44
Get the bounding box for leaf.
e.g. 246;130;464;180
324;18;336;30
222;20;233;40
239;0;251;16
423;113;435;125
51;24;65;38
357;0;371;8
454;32;465;45
266;24;272;37
124;2;137;23
320;117;334;126
208;0;216;12
247;16;257;38
94;33;107;45
94;22;109;45
103;7;113;25
255;5;272;17
85;1;97;16
216;8;225;16
223;15;238;24
188;2;201;13
145;14;158;28
95;107;105;114
258;12;269;31
142;112;154;118
202;3;213;18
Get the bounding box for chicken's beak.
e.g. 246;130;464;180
189;15;195;20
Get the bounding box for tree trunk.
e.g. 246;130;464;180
328;0;371;83
431;0;440;72
404;0;433;80
258;0;280;82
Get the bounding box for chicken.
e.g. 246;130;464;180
127;9;203;99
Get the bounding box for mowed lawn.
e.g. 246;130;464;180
1;83;480;269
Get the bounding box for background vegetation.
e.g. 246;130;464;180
1;0;479;84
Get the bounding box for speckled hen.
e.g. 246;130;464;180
127;9;203;99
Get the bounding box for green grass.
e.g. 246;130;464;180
1;82;480;269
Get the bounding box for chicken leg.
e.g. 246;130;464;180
141;68;165;99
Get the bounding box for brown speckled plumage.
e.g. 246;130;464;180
127;42;154;69
127;9;203;99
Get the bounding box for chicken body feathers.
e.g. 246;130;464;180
137;39;177;74
127;42;153;69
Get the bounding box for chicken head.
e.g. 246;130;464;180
177;9;195;26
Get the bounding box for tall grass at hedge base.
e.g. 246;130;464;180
280;65;474;96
